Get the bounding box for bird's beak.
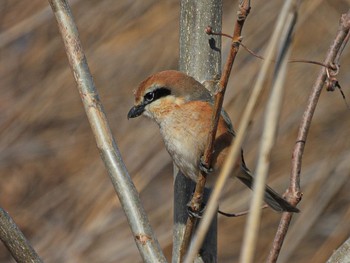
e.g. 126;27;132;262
127;104;145;119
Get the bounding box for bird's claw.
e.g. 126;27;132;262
187;202;206;219
199;157;213;174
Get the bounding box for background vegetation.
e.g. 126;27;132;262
0;0;349;262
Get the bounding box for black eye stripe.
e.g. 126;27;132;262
143;87;171;105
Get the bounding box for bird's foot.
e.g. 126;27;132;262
187;202;206;219
199;157;213;174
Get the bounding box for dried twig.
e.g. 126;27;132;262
47;1;166;262
0;208;43;263
184;1;300;262
183;1;250;256
279;153;350;263
239;1;299;262
267;9;350;263
208;28;333;70
180;1;251;261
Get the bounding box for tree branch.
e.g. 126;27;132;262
183;1;251;262
267;9;350;263
177;0;222;261
47;1;166;262
0;208;43;263
239;1;300;262
326;235;350;263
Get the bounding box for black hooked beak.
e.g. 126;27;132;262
127;104;145;119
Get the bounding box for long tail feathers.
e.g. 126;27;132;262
237;167;299;213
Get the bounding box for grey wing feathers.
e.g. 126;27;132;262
220;109;235;136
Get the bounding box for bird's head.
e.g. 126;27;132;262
127;70;212;122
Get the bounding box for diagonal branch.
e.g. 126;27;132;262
0;208;43;263
185;0;302;262
181;0;251;261
47;1;166;262
267;9;350;263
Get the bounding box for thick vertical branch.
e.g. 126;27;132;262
0;208;43;263
47;1;166;262
183;1;251;262
179;1;222;82
176;1;222;262
267;9;350;263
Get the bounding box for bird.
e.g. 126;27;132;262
127;70;299;213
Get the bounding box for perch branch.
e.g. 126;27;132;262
180;1;251;261
185;1;299;262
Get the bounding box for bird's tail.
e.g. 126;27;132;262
237;166;299;213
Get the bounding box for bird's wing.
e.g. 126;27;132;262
220;109;236;137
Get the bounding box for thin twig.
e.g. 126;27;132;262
181;1;251;262
208;28;333;69
47;1;166;262
267;9;350;263
185;0;299;262
288;59;330;68
240;42;332;69
278;153;350;263
239;1;299;262
0;208;43;263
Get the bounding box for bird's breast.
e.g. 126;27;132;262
159;113;207;182
155;101;232;184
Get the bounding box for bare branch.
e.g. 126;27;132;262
177;0;222;261
267;9;350;263
0;208;43;263
239;1;299;262
47;1;166;262
183;1;252;262
326;236;350;263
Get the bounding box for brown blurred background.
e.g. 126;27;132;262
1;0;350;262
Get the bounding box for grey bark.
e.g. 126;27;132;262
0;208;43;263
173;1;222;262
327;237;350;263
47;1;166;262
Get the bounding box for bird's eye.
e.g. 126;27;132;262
144;92;154;102
143;88;171;105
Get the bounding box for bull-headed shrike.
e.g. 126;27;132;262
128;70;299;213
